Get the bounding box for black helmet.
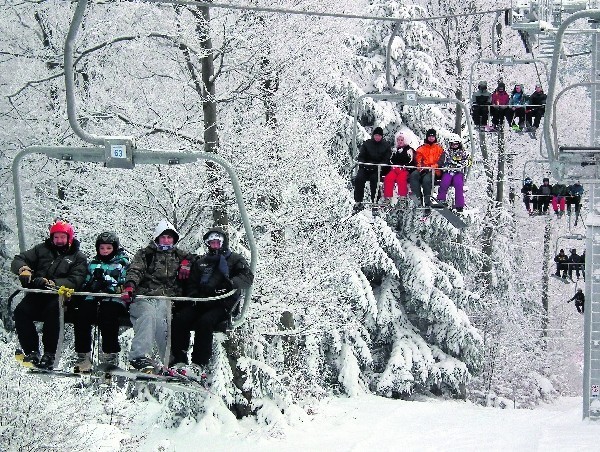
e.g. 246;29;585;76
524;177;532;185
96;231;120;251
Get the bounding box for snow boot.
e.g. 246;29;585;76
74;352;92;373
17;350;40;368
37;353;55;370
100;352;119;367
129;356;156;374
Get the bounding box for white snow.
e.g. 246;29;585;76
135;396;600;451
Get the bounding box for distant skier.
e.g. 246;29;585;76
566;182;584;226
526;83;547;131
567;249;582;281
488;81;510;131
508;84;527;131
552;182;568;218
567;289;584;314
536;178;552;214
554;249;569;279
520;177;538;215
471;81;492;129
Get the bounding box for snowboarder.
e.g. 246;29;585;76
73;231;130;372
554;249;569;279
526;83;547;131
353;126;392;213
409;129;444;208
11;220;88;369
436;135;471;212
171;227;254;375
382;132;415;205
120;219;191;373
471;81;492;129
521;177;538;215
568;289;584;314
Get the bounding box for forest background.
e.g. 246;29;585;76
0;0;590;446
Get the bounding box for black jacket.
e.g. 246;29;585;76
185;227;254;309
357;138;392;173
528;91;547;109
11;238;88;289
389;145;415;168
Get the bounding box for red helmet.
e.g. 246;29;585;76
49;220;74;245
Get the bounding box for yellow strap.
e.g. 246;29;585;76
57;286;75;298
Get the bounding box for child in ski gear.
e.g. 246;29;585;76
568;289;584;314
508;84;527;131
536;178;553;214
521;177;538;214
409;129;444;208
551;182;568;217
471;81;492;128
489;82;511;131
567;249;583;280
353;126;392;212
171;227;254;368
436;136;471;212
11;220;88;369
526;84;547;129
554;249;569;278
383;132;415;203
73;232;129;372
121;219;190;373
566;182;583;224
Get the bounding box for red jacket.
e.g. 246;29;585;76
491;90;510;106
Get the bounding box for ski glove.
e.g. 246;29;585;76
92;268;105;280
32;277;55;289
18;266;32;287
178;259;191;280
121;284;135;304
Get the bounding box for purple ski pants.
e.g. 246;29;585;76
437;172;465;208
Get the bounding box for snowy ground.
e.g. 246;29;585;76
133;395;600;451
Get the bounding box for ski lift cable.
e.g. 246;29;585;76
144;0;509;24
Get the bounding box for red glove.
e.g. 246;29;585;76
178;259;191;280
121;284;135;304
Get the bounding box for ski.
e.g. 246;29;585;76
28;368;84;379
95;363;208;394
429;198;467;229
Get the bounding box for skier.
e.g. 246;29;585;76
507;84;527;132
566;181;583;225
471;81;492;129
72;232;129;372
567;288;585;314
554;249;569;279
520;177;538;215
11;220;88;369
171;227;254;375
488;81;510;131
526;83;547;131
551;182;568;217
120;219;191;373
409;129;444;208
567;249;582;281
436;135;471;212
353;126;392;213
536;178;552;214
382;132;415;206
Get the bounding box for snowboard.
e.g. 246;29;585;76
429;198;467;229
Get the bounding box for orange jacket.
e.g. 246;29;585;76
415;142;444;170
